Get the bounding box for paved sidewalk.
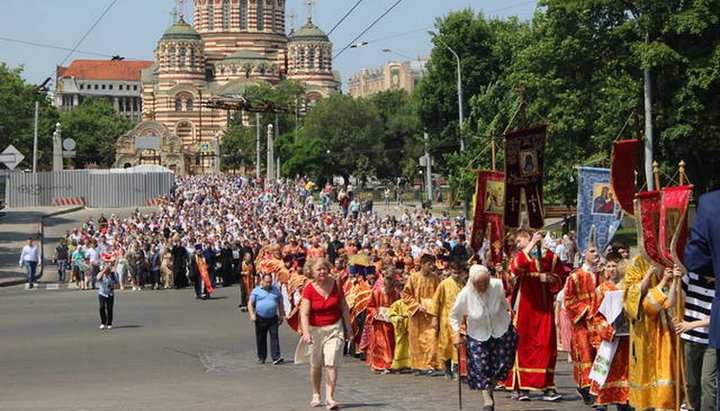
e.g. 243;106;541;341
0;206;81;286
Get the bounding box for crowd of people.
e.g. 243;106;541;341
43;175;718;411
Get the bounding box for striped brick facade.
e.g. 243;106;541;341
131;0;339;175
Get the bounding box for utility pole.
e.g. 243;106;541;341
424;131;433;203
32;100;39;173
644;66;655;190
255;113;261;178
266;123;274;181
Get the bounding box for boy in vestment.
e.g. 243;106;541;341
564;243;602;404
401;253;443;375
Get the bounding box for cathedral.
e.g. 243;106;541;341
115;0;340;175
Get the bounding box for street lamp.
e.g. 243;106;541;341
427;29;464;151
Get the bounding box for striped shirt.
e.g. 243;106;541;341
681;272;715;345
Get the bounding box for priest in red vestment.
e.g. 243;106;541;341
364;273;401;372
504;230;566;402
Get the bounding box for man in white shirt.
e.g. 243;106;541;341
19;237;40;288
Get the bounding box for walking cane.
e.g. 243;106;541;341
457;343;463;410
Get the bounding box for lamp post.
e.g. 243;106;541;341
428;30;464;151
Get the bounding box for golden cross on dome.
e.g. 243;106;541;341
305;0;315;23
169;7;178;23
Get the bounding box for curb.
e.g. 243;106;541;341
0;206;85;288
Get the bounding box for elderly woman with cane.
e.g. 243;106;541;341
450;265;518;411
295;257;352;410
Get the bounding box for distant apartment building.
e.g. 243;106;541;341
347;58;427;98
55;60;154;122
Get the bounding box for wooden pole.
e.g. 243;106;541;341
652;161;661;191
457;345;463;409
491;138;497;171
679;160;686;185
675;159;687;411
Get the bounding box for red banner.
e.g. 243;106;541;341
470;171;505;264
504;125;547;229
659;185;693;268
611;139;640;216
635;190;665;267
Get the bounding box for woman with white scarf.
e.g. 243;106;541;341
450;265;518;411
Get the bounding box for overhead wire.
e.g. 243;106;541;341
39;0;120;83
327;0;367;36
0;37;140;60
334;0;404;59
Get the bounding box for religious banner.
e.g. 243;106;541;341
634;191;665;267
659;185;693;268
577;167;622;253
611;139;640;216
504;124;547;229
470;170;505;264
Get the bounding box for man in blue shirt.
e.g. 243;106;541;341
249;274;285;364
685;189;720;408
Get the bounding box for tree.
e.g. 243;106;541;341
284;95;384;182
60;98;133;168
0;63;59;170
369;89;423;179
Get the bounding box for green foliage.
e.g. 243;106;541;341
0;64;59;170
59;98;133;168
417;1;720;203
283;95;384;181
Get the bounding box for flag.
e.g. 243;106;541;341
577;167;622;253
635;190;665;267
470;170;505;264
611;139;640;216
504;125;547;229
659;185;693;269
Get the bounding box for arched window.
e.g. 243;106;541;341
318;49;325;70
179;47;187;67
239;0;248;29
207;1;215;30
298;48;305;69
190;47;197;67
222;0;231;30
308;48;315;70
175;96;183;111
271;0;277;32
259;65;266;75
256;0;264;31
169;47;176;67
186;98;194;111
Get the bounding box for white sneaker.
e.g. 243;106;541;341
99;324;106;329
106;325;112;330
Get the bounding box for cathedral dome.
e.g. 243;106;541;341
289;20;329;43
161;19;202;42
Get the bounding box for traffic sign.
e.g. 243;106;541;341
0;145;25;170
62;138;76;151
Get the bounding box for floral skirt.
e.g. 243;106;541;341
466;326;519;390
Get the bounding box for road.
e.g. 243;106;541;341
1;282;588;411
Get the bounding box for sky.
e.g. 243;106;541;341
1;0;538;89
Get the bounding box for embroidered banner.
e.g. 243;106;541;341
635;191;665;267
577;167;622;253
470;170;505;264
659;185;693;268
504;125;547;229
611;139;640;216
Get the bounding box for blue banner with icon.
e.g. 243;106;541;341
577;166;622;254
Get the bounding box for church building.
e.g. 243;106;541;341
115;0;340;175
